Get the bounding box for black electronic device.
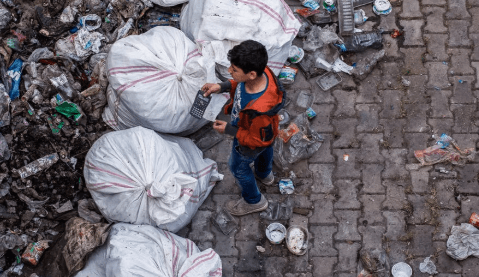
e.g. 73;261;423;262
189;90;211;119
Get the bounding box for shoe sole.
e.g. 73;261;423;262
227;201;269;216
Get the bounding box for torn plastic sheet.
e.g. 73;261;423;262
74;29;105;58
414;134;476;166
332;58;353;74
446;223;479;260
60;6;78;23
419;256;438;274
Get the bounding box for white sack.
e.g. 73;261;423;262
180;0;301;76
103;26;222;135
76;223;222;277
83;126;223;232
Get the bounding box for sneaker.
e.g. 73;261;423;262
249;163;275;186
225;194;269;216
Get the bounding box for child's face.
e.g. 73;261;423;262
228;64;257;83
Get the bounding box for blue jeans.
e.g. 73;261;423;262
228;138;273;204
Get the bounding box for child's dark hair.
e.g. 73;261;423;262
227;40;268;76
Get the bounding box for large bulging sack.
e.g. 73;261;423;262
180;0;301;76
75;223;223;277
83;127;223;232
103;26;217;135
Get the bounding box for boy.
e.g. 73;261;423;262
202;40;285;216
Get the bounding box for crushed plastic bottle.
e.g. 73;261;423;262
336;30;383;52
260;198;293;220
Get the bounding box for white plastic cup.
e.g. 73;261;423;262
288;46;304;63
266;223;286;244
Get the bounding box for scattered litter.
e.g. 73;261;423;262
302;0;321;10
391;29;403;38
6;58;23;100
357;248;391;277
338;0;355;36
446;223;479;260
278;109;291;126
21;240;50;266
414;134;476;166
256;245;266;253
343;154;349;161
278;122;300;143
401;77;411;87
266;223;287;244
354;9;368;25
419;256;438;275
323;0;337;12
391;262;412;277
470;212;479;228
289;46;305;63
56;200;74;214
336;31;383;52
260;198;293;220
373;0;392;15
295;90;315;110
316;72;343;91
279;179;295;194
306;107;317;120
212;208;238;235
279;66;299;85
13;153;59;179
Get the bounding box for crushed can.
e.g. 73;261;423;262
279;179;294;194
305;107;316;120
21;240;50;266
323;0;337;12
469;212;479;228
278;66;298;85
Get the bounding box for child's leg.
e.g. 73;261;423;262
254;144;273;179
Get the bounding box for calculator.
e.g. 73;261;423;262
189;90;211;119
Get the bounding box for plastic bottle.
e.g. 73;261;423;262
337;30;383;52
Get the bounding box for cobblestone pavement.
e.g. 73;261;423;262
179;0;479;276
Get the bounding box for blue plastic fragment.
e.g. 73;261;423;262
6;58;23;100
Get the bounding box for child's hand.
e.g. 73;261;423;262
201;83;221;97
213;120;227;134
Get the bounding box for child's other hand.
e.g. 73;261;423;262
201;83;221;97
213;120;227;134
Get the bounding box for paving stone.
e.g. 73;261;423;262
215;163;241;194
335;243;361;271
399;20;425;46
310;104;334;133
291;159;312;178
311;257;337;277
404;104;430;132
188;210;214;242
196;241;213;251
469;0;479;6
308;134;335;163
436;275;461;277
264;257;288;277
432;241;462;273
410;225;435;256
404;75;429;104
356;104;380;132
334;210;362;241
448;20;472;46
410;167;430;193
472;62;479;88
461;256;479;277
213;194;240;211
358;225;386;249
361;164;385;194
379;8;399;30
451;104;479;133
359;194;386;225
333;90;357;117
456;165;479;194
448;49;474;75
426;62;451;89
471;34;479;61
382;35;401;58
381;149;409;179
357;133;384;163
289;213;308;229
235;240;264;272
383;179;408;210
333;149;361;179
290;70;312;90
212;227;239;256
380;119;406;148
385;241;408;265
452;134;479;149
446;0;470;19
334;179;361;209
200;193;216;211
383;211;406;240
379;62;403;90
433;210;459;241
310;194;337;224
408;194;434;224
339;73;357;90
236;213;261;241
400;0;422;17
423;7;448;33
435;179;460;210
332;118;359;148
428;118;454;135
310;164;335;193
422;0;445;4
310;226;338;257
289;254;311;273
356;69;381;103
424;34;449;61
284;274;313;277
222;257;238;277
379;90;403;119
400;48;427;74
472;9;479;33
405;133;430;162
428;89;453;117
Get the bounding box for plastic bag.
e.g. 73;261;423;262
79;14;102;31
180;0;301;76
0;133;10;163
74;29;105;58
446;223;479;260
0;5;12;30
0;84;10;127
103;26;225;135
42;64;76;98
419;256;438;274
76;223;222;277
27;47;54;63
303;24;342;52
273;114;324;171
414;134;476;166
83;127;223;232
357;248;391;277
6;58;23;100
